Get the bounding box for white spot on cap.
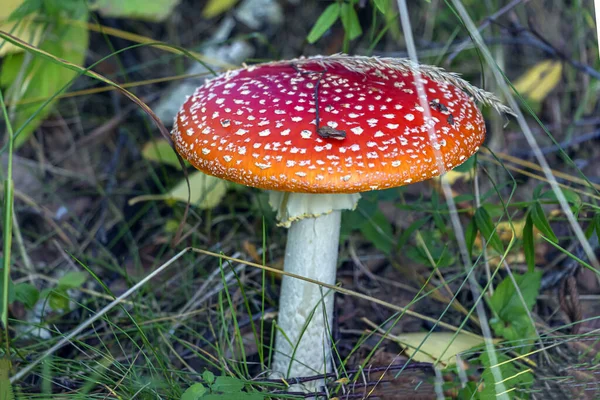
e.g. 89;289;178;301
255;162;271;169
259;129;271;137
301;130;312;139
223;155;232;162
235;129;248;136
351;127;363;135
392;160;401;167
386;124;399;129
405;114;415;121
202;148;210;155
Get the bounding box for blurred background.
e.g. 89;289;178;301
1;0;599;398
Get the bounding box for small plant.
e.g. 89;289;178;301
181;371;264;400
306;0;397;51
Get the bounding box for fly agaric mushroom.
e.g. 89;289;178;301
171;55;510;387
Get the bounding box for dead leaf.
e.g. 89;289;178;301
441;169;473;185
142;139;186;169
391;332;493;367
202;0;239;19
92;0;180;22
514;60;562;102
0;0;44;56
128;170;228;210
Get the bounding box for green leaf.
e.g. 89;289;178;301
453;153;476;173
0;358;15;400
1;11;89;147
211;376;245;393
585;214;596;239
453;193;474;203
478;350;533;399
532;183;544;200
57;271;87;289
474;207;503;253
307;3;341;44
456;381;479;400
92;0;180;22
340;197;378;238
539;188;581;208
397;216;429;249
406;231;455;268
489;271;541;322
530;201;557;243
373;0;389;14
359;209;393;255
523;213;535;273
595;213;600;247
340;3;362;41
14;283;39;309
142;139;185;169
491;312;536;345
203;394;262;400
43;0;85;17
465;217;477;256
181;383;207;400
202;370;215;385
48;288;70;311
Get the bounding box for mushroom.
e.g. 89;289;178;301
171;55;509;388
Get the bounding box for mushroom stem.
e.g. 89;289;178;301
272;210;341;384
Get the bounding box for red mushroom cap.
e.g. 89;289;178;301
172;55;488;193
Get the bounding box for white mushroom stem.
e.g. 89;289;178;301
272;211;340;379
269;192;360;388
